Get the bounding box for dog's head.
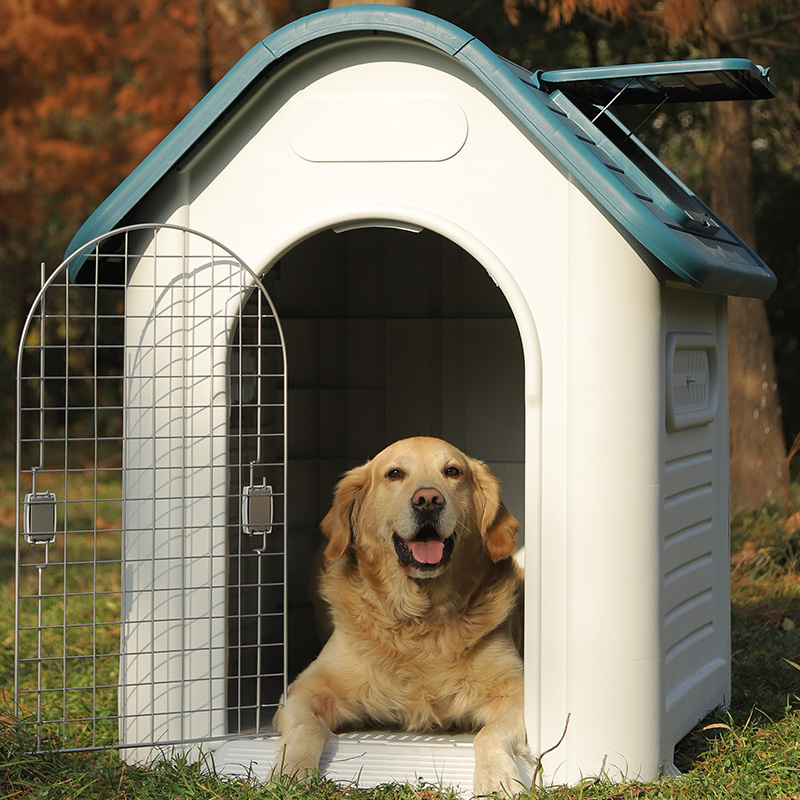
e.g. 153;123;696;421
321;437;519;580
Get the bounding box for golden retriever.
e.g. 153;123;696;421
275;436;526;795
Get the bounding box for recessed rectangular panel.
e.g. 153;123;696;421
287;95;468;162
665;333;719;431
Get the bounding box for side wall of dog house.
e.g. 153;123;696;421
260;226;526;684
660;285;731;758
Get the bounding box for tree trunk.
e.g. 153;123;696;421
197;0;212;96
707;0;786;508
211;0;282;51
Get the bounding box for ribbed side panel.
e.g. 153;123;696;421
663;446;720;711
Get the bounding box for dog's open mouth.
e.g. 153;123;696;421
393;527;455;571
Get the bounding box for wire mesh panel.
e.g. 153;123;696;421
15;224;287;756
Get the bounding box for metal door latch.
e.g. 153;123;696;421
242;482;273;536
23;491;57;545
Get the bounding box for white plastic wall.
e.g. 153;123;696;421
119;32;731;788
121;228;261;756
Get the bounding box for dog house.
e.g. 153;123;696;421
15;5;777;792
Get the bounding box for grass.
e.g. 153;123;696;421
3;465;800;798
5;457;122;753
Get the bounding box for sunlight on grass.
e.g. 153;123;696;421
2;462;122;751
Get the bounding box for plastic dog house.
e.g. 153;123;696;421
56;4;778;790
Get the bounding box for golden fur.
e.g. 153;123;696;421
275;436;527;795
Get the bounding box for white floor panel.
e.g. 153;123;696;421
209;731;534;797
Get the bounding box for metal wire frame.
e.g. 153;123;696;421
14;224;288;754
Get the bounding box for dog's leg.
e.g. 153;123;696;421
274;643;358;781
274;685;335;779
471;686;527;796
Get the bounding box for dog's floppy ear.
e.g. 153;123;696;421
469;458;519;561
320;462;370;560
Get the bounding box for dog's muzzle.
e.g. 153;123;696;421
393;526;455;571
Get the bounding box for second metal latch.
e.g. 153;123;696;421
242;481;273;536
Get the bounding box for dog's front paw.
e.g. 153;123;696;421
274;762;320;785
473;760;525;797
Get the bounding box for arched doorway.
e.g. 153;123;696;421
261;226;526;693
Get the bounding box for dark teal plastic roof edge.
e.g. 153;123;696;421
262;4;472;59
65;5;776;298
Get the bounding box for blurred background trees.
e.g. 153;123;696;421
2;0;798;509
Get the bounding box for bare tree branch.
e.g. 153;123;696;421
722;10;800;44
751;36;800;51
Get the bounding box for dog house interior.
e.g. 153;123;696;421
15;5;780;794
264;226;525;690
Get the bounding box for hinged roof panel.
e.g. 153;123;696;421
536;59;777;105
65;6;777;298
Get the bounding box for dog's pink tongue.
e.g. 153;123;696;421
409;538;444;565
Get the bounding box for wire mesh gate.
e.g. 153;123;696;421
14;224;287;755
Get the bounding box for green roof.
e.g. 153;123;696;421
66;5;777;298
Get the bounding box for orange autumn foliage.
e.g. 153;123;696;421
505;0;766;40
0;0;313;260
0;0;319;435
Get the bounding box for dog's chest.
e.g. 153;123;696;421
351;618;479;707
338;578;515;668
361;650;474;729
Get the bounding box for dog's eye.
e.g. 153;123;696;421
386;468;405;481
444;465;461;478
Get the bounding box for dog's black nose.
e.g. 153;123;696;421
411;487;444;513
